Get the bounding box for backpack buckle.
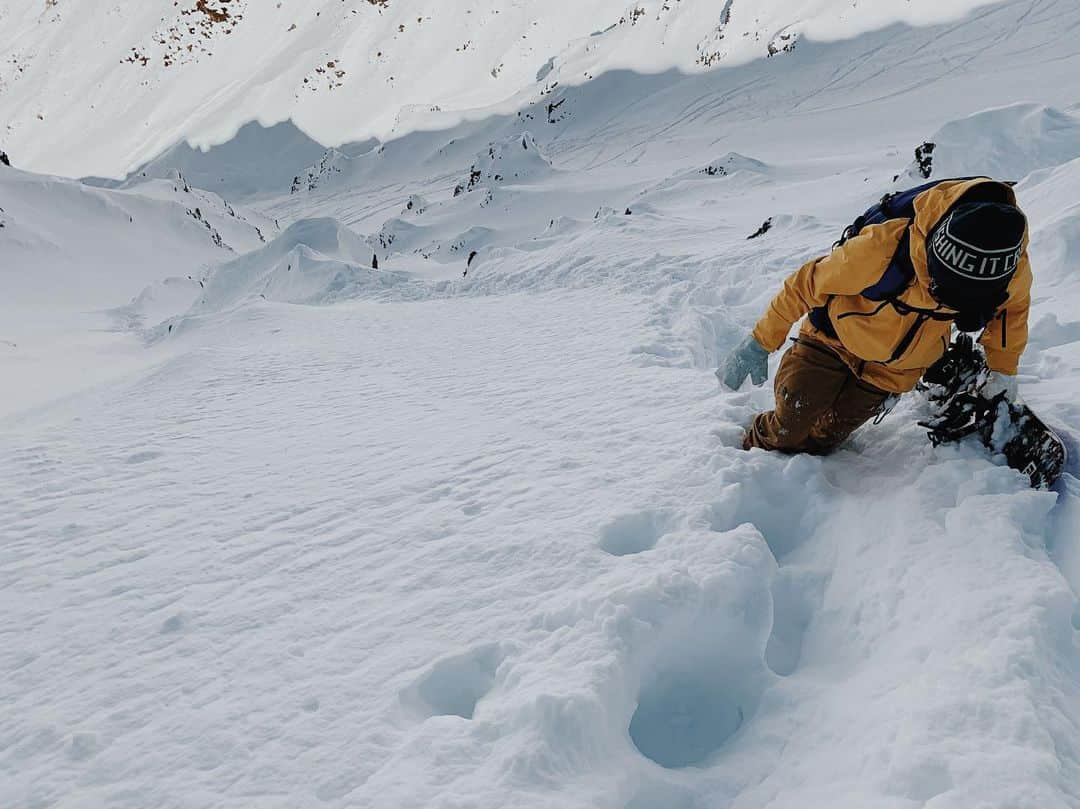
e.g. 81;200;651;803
873;394;902;425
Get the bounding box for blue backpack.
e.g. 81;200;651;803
808;176;1005;343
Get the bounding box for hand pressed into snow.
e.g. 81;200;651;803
719;335;770;391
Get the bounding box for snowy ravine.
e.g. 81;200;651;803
4;1;1080;808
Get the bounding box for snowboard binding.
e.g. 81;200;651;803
917;335;1066;489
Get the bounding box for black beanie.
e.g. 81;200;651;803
927;202;1026;311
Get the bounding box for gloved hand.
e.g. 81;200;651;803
719;335;770;391
981;370;1019;402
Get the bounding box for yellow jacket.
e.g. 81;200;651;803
752;178;1032;394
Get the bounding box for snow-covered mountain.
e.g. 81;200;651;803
4;1;1080;808
3;0;1001;179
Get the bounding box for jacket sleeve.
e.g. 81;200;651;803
751;222;903;352
979;254;1032;375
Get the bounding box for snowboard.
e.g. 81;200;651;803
917;335;1067;489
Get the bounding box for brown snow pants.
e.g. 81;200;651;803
744;339;891;455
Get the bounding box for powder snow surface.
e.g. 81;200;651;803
4;1;1080;808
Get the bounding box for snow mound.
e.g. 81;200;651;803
699;153;770;178
109;277;204;331
290;147;352;195
288;137;422;196
637;152;771;205
370;216;501;269
0;164;276;414
920;103;1080;182
116;173;277;254
402;194;429;217
423;226;500;265
372;217;426;256
175;218;408;322
263;216;372;264
1015;155;1080;303
368;216;499;268
0;167;258;312
454;132;554;196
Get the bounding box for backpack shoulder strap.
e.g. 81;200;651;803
867;227;955;322
860;226;915;301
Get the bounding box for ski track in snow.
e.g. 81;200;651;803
4;1;1080;807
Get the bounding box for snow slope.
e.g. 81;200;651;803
0;165;278;416
4;1;1080;808
2;0;1006;180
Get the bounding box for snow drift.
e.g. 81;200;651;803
921;103;1080;182
175;217;408;321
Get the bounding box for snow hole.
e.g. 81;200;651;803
764;568;822;677
629;666;745;768
403;643;507;720
599;509;675;556
628;615;766;769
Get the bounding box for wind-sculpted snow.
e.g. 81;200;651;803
917;103;1080;183
5;1;1080;808
0;167;273;306
634;152;771;204
171;218;410;325
0;165;277;414
461;132;554;189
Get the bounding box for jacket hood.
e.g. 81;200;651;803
907;177;1028;307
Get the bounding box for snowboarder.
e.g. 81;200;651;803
720;177;1031;455
0;150;10;167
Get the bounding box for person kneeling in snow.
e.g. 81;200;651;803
721;177;1032;454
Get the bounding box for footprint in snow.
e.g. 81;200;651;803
629;642;767;769
705;454;827;560
763;567;825;677
630;665;751;769
401;643;508;720
598;509;677;557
